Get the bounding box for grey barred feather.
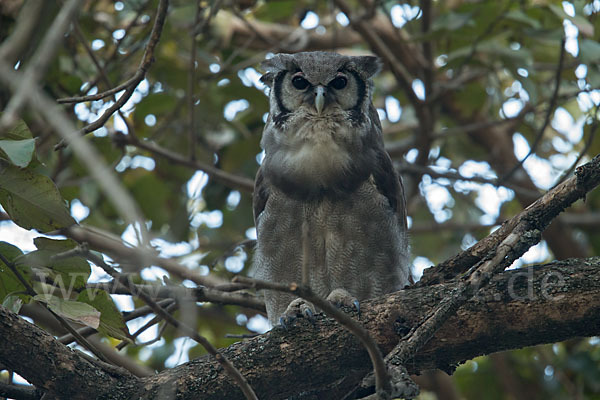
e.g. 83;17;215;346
252;51;410;325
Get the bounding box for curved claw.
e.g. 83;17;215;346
303;307;315;322
352;299;361;316
279;315;295;330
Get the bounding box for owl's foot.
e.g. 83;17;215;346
279;298;316;329
327;288;360;316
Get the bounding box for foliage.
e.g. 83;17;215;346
0;0;599;398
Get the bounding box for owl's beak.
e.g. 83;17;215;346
314;86;325;115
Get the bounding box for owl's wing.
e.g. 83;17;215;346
372;148;408;232
252;166;270;225
366;105;408;231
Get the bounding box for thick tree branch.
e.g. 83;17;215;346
3;258;599;399
0;305;135;399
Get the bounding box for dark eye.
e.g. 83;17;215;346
292;76;310;90
330;76;347;90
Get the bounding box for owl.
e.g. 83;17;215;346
252;51;410;326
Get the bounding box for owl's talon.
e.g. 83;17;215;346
279;315;295;330
352;299;361;316
327;288;360;314
278;298;316;328
303;307;314;321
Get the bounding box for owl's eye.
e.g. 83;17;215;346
292;76;310;90
329;76;347;90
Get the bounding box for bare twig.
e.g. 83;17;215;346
86;281;265;311
0;0;45;65
397;162;542;199
0;381;38;400
551;118;597;189
118;132;255;192
188;2;202;160
500;38;567;184
57;299;175;345
0;0;83;130
64;224;225;288
53;0;167;144
57;73;142;104
455;1;514;73
115;302;177;350
78;0;168;136
387;230;539;367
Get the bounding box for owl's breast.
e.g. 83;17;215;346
262;112;366;194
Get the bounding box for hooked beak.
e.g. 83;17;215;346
314;86;325;115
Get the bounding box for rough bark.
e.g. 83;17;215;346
2;258;599;399
0;306;136;399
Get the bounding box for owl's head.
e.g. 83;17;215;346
258;52;385;197
260;51;381;121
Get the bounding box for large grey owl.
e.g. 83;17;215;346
252;51;410;326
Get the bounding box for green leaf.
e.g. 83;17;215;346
0;162;76;232
34;294;100;329
579;39;600;63
0;241;30;303
15;238;90;292
548;4;594;37
0;117;33;140
431;12;473;32
77;289;133;342
0;139;36;167
504;10;541;29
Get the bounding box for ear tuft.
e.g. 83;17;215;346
355;56;382;78
260;72;275;85
260;54;294;86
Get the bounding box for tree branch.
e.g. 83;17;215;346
116;132;254;193
4;257;599;399
0;305;135;399
419;153;600;286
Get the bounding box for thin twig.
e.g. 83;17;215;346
398;162;542;199
188;1;202;160
0;0;83;130
57;299;175;345
455;1;515;74
55;0;168;142
0;59;151;245
387;231;538;367
499;38;567;184
86;281;265;311
64;224;225;288
57;74;142;104
119;132;255;192
0;0;45;64
115;302;177;350
551;117;598;189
